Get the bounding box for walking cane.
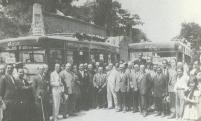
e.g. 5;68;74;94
39;96;46;121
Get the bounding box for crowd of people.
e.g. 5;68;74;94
0;53;201;121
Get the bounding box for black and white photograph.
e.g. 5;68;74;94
0;0;200;121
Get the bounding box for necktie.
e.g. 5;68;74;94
9;76;15;85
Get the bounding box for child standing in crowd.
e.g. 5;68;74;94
182;78;200;121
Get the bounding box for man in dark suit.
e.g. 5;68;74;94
137;64;151;117
0;64;20;121
161;59;170;116
114;64;130;112
77;64;90;110
32;66;49;121
15;68;35;121
87;64;95;108
134;53;146;66
153;67;166;116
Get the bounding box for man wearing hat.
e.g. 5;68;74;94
114;64;130;112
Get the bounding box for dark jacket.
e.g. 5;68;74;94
153;73;166;97
137;72;151;95
88;70;95;87
0;74;19;102
15;77;34;103
77;70;89;90
32;74;48;99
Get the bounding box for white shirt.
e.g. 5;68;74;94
50;71;61;87
174;75;189;92
107;68;118;86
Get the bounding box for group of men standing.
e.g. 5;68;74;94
0;52;184;121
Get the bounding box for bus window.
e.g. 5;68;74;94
20;50;45;63
0;52;16;63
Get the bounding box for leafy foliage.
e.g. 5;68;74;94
0;0;77;39
76;0;146;42
178;22;201;62
0;0;147;43
179;22;201;49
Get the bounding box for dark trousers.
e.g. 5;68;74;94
116;91;126;110
140;94;148;113
154;97;163;113
147;91;154;108
35;97;49;121
62;94;76;115
17;101;36;121
89;86;96;108
80;87;90;110
95;87;106;108
132;91;139;111
126;91;132;110
3;101;19;121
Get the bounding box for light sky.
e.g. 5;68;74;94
73;0;201;42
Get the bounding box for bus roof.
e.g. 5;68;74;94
129;41;177;49
0;35;119;53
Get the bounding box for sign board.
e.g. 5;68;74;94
5;57;16;64
31;3;45;35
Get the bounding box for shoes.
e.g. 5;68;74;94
168;113;175;119
108;107;113;109
132;109;138;113
116;108;122;112
155;112;161;116
161;113;166;117
143;112;148;117
63;114;69;119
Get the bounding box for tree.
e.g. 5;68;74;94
0;0;78;39
94;0;143;37
79;0;145;42
178;22;201;62
179;22;201;49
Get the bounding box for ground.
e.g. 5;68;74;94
61;109;177;121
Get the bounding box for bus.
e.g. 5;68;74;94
0;34;119;75
129;41;192;64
